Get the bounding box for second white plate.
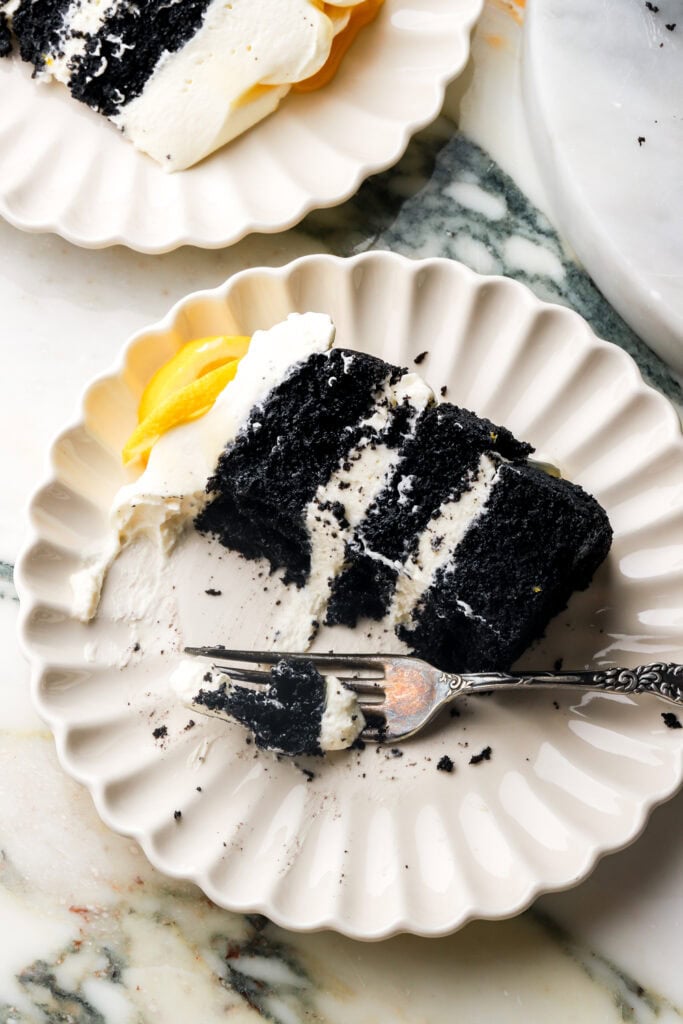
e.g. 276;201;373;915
17;253;683;939
0;0;481;253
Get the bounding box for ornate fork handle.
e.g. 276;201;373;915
451;663;683;705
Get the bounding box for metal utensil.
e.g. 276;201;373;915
184;648;683;744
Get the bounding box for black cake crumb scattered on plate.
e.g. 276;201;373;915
152;725;168;741
469;746;492;765
437;755;454;773
662;712;682;730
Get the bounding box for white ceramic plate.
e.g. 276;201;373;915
16;253;683;939
0;0;481;254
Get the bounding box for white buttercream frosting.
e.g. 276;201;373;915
113;0;369;169
389;454;502;629
319;675;365;751
71;312;335;621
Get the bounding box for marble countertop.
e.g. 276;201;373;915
2;2;683;1021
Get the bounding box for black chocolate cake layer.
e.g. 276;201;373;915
326;404;532;627
400;462;613;671
195;349;410;586
0;10;14;56
196;659;326;756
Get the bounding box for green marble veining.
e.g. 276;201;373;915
534;911;681;1023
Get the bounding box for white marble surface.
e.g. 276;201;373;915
523;0;683;372
2;1;683;1020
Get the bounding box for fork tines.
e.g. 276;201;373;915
183;647;387;694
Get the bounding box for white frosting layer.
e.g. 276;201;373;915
319;675;365;751
171;658;216;705
71;312;335;621
291;366;434;638
113;0;367;170
389;453;502;629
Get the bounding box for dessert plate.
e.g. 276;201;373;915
0;0;481;254
16;253;683;939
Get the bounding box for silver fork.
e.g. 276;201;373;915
184;648;683;743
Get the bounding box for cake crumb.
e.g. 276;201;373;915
662;712;682;730
205;588;222;596
152;726;167;741
184;719;196;731
637;136;646;145
437;754;454;773
413;350;429;365
440;385;448;397
469;746;492;765
173;810;182;821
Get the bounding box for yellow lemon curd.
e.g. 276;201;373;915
123;334;250;466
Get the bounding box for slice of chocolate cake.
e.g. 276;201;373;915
0;0;373;170
191;321;612;672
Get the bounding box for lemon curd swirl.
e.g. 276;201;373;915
123;335;251;466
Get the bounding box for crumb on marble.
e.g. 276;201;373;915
469;746;492;765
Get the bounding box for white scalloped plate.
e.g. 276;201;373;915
16;253;683;939
0;0;480;254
